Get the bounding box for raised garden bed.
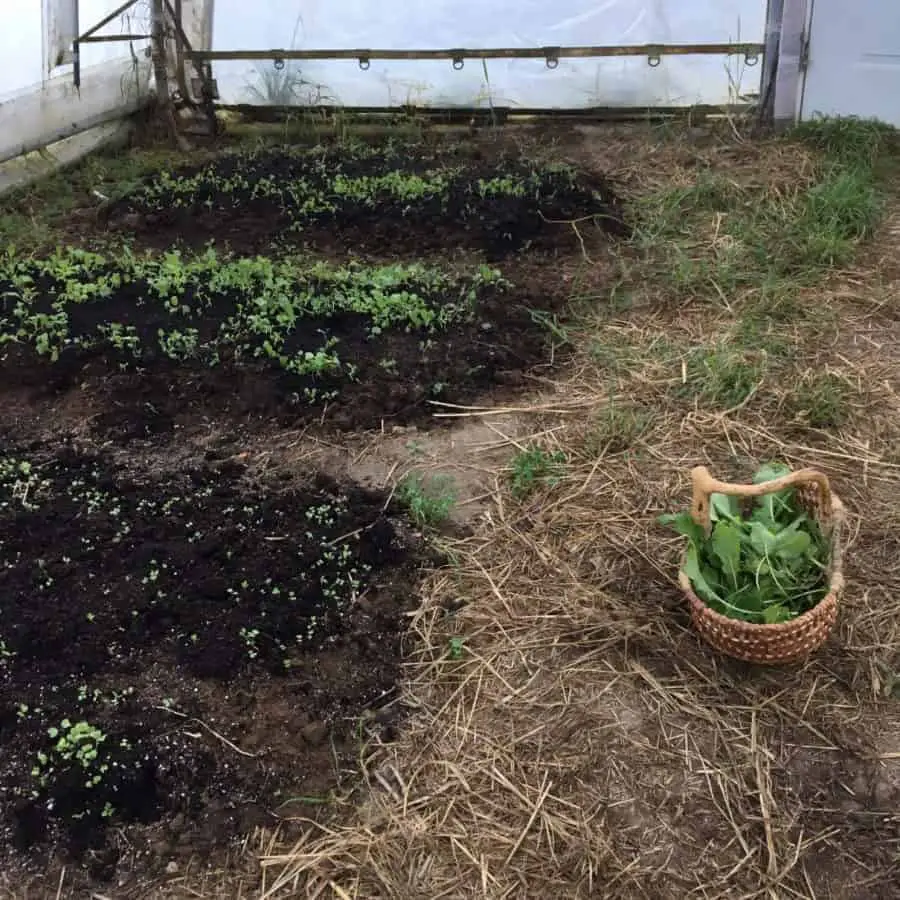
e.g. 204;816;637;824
0;442;431;880
0;247;568;440
105;142;628;258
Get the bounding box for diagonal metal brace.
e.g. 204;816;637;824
74;0;143;88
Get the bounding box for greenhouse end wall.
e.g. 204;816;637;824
0;0;835;171
209;0;768;109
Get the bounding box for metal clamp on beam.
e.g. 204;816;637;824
647;52;661;68
744;52;759;66
451;52;465;70
358;54;370;70
543;47;560;69
273;56;285;71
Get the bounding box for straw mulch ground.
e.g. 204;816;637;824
252;123;900;900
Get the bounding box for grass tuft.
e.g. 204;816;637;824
395;473;457;528
508;447;566;499
785;168;884;268
732;311;792;360
792;115;896;169
788;371;853;429
679;344;765;409
584;402;651;457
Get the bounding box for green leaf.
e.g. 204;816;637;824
753;462;792;484
737;587;765;614
768;488;796;522
752;462;794;526
683;544;723;606
700;562;725;595
762;604;793;624
774;528;812;559
658;512;705;547
749;521;777;556
711;521;742;587
749;500;778;529
710;493;739;521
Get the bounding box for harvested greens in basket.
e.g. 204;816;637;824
659;463;832;625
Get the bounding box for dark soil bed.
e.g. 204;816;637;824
104;143;628;259
0;441;432;887
0;249;571;442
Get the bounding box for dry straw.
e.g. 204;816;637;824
254;128;900;900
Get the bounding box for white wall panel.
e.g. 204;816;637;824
800;0;900;125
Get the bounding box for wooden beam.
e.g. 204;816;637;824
220;102;754;124
186;43;765;63
80;34;150;43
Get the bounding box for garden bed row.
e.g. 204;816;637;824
0;247;563;439
0;443;430;874
106;143;627;258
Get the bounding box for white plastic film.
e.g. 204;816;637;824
0;0;150;102
211;0;767;108
0;0;151;163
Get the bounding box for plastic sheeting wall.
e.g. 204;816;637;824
0;0;150;101
0;0;152;164
211;0;767;108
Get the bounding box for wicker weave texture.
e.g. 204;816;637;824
681;577;839;664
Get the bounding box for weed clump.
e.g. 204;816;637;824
679;344;765;410
790;372;852;429
584;402;651;457
508;447;566;499
396;473;457;527
793;115;896;170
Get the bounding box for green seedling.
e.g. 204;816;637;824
0;247;508;390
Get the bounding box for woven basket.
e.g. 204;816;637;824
678;465;845;665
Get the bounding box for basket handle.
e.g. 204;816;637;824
690;465;833;528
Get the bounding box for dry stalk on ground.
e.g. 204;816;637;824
257;127;900;900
